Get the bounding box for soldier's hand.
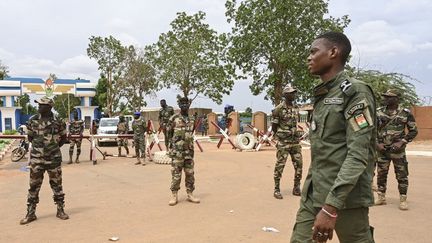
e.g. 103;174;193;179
376;143;386;152
312;205;337;243
391;141;405;152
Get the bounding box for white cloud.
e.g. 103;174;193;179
417;42;432;51
427;64;432;70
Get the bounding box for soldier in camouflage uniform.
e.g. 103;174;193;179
159;99;174;150
68;113;84;164
116;115;129;156
167;97;200;206
132;111;147;165
375;89;418;210
272;85;303;199
20;97;69;225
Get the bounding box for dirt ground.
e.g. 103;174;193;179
0;139;431;243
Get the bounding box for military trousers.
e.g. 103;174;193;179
117;138;129;149
170;159;195;193
274;143;303;191
26;163;65;205
376;150;409;195
134;137;146;158
69;139;82;156
162;128;172;150
291;189;374;243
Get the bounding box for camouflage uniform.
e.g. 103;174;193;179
201;117;208;136
376;107;418;195
117;119;129;155
168;114;196;193
159;105;174;149
68;119;84;163
132;117;147;161
272;102;303;194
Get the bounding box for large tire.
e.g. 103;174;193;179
236;133;256;150
153;151;172;165
11;147;26;162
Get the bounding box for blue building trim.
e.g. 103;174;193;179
81;97;85;106
77;88;96;92
5;77;91;84
94;108;101;120
2;96;6;107
15;109;21;129
0;111;2;131
0;86;21;90
76;108;82;120
11;96;15;106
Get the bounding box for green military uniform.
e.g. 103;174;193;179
376;91;418;200
159;105;174;149
168;113;196;193
68;118;84;163
291;71;376;243
21;97;69;224
272;102;303;196
117;118;129;156
201;117;208;136
132;116;147;163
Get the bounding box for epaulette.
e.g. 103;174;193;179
340;79;355;96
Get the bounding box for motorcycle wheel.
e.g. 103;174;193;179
11;147;26;162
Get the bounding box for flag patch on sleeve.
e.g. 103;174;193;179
354;113;369;128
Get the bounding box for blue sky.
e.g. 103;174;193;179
0;0;431;111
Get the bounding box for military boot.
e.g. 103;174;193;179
168;192;178;206
187;192;200;204
375;192;387;206
135;157;141;165
125;147;130;155
56;203;69;220
68;154;73;164
118;148;122;157
20;204;37;225
399;195;408;210
274;190;283;199
75;155;80;164
292;182;301;196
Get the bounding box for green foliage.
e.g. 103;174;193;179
16;94;37;115
118;46;157;111
240;107;253;117
92;74;108;109
87;35;127;116
146;11;236;104
347;67;420;108
52;94;81;119
2;130;17;135
0;60;8;80
225;0;350;104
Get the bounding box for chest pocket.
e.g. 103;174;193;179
321;106;346;143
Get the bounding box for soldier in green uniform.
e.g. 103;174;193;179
68;113;84;164
272;84;303;199
116;115;129;156
132;111;147;165
20;97;69;225
291;32;376;243
159;99;174;150
167;97;200;206
201;116;208;136
375;89;418;210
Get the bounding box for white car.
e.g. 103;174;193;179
97;117;119;146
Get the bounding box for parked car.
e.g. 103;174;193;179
97;117;119;146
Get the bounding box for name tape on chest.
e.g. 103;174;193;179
324;97;344;105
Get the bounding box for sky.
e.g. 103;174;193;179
0;0;431;112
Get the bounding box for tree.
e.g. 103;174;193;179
225;0;350;104
53;94;81;119
347;67;420;107
87;36;127;116
92;74;108;110
146;11;236;104
0;60;9;80
16;94;37;115
118;46;158;111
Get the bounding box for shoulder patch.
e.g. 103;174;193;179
347;103;365;115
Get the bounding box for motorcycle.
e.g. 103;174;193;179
11;126;29;162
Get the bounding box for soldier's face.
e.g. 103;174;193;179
284;92;296;102
38;104;52;114
160;100;166;108
383;96;399;106
307;38;335;76
179;102;189;113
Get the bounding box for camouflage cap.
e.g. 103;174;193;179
282;84;297;94
382;89;400;97
34;96;54;106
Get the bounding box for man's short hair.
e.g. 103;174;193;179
160;99;166;102
316;31;351;64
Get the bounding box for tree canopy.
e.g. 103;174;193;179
146;11;236;104
0;60;9;80
53;94;81;119
225;0;350;104
16;94;37;115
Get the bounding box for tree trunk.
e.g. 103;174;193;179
274;79;283;105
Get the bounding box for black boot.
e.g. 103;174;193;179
292;182;301;196
56;203;69;220
20;204;37;225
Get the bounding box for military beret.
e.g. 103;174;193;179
34;96;54;106
134;111;141;116
382;89;400;97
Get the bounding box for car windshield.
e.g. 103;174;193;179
100;119;119;127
